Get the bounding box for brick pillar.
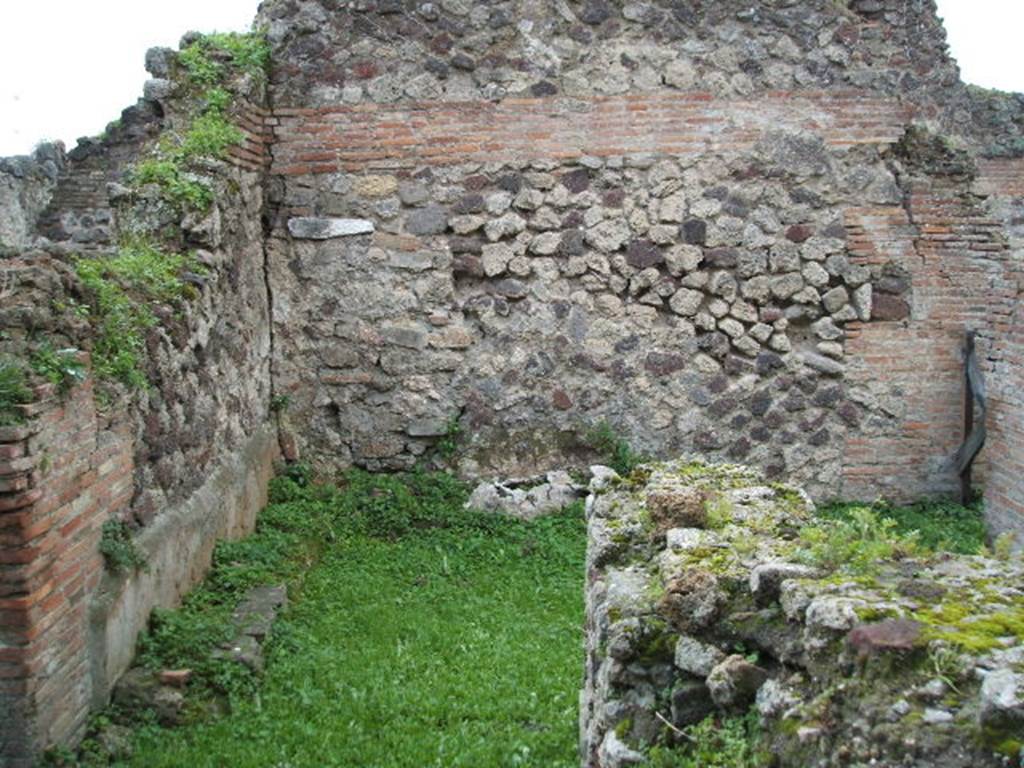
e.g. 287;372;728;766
841;175;1010;502
0;373;133;765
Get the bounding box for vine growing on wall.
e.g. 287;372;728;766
72;30;271;392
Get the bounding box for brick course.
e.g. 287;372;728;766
270;91;911;173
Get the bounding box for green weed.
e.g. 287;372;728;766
30;344;86;395
0;356;31;426
130;31;267;213
645;711;766;767
796;506;920;575
991;532;1017;561
99;520;148;574
816;497;986;555
132;158;214;212
435;414;463;461
585;421;649;475
269;394;291;414
178;32;271;87
74;239;195;388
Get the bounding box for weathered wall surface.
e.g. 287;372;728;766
580;459;1024;767
3;0;1024;762
268;98;915;494
0;143;66;251
0;373;276;766
976;158;1024;544
840;138;1011;501
261;0;1022;511
0;43;277;763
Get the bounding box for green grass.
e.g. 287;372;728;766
114;470;586;768
815;497;987;555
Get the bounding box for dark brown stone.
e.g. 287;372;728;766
786;224;814;243
848;619;924;657
561;168;591;193
626;239;663;269
659;569;727;633
644;351;687;376
452;194;484;214
159;669;192;688
552;389;573;410
559;229;586;257
872;294;911;321
646;487;709;533
682;219;707;245
704;248;738;268
603;189;626;207
452;254;484;277
896;579;948;601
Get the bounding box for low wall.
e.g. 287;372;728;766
0;373;277;766
581;459;1024;767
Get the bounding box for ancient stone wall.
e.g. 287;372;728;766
0;143;66;252
0;41;277;764
0;371;276;766
261;0;1022;510
3;0;1024;762
580;459;1024;767
976;158;1024;544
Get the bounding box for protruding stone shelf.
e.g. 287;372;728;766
287;217;374;239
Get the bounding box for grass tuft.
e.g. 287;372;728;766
645;711;766;767
815;497;987;556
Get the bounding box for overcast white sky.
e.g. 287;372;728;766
0;0;1021;157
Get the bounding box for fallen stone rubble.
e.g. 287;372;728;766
466;470;586;520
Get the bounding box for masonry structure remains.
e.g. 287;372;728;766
0;0;1023;763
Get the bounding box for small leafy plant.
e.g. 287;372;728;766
435;415;463;461
269;394;291;414
30;344;86;395
178;32;271;87
796;506;920;575
585;421;649;475
645;711;765;768
817;497;986;555
100;519;148;574
0;357;31;426
132;158;214;212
